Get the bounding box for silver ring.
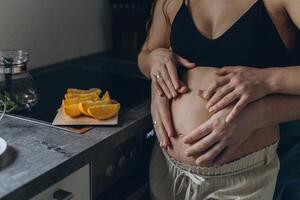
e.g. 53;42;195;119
153;120;157;129
154;72;161;80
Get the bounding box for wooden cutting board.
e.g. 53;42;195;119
52;109;118;126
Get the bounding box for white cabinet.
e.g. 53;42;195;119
31;164;90;200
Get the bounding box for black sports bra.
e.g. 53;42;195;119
170;0;299;68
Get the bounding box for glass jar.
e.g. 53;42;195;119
0;50;39;113
0;100;5;121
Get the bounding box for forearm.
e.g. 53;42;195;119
244;94;300;130
266;66;300;95
138;43;152;79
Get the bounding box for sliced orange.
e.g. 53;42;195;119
63;104;82;118
62;96;99;107
67;88;101;95
88;103;120;120
79;100;111;116
65;92;99;100
61;88;120;119
101;91;111;104
62;98;80;107
78;101;95;116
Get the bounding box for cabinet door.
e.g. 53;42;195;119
31;164;90;200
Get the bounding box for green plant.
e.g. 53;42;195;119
0;90;19;113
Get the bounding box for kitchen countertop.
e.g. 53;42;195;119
0;53;152;200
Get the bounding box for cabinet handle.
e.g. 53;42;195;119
105;165;115;177
53;189;74;200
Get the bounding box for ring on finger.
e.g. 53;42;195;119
154;72;162;80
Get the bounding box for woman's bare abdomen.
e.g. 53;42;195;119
166;67;279;166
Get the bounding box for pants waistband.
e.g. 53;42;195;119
162;141;278;177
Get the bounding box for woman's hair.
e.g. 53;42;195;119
146;0;157;32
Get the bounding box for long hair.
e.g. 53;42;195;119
146;0;158;32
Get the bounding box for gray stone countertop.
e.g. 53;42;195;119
0;53;152;200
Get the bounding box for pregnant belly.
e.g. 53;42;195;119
166;67;279;166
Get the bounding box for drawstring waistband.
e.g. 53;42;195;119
173;162;205;200
162;142;278;199
163;141;278;177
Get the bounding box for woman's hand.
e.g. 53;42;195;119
151;82;174;148
183;105;256;166
201;66;272;122
148;48;196;99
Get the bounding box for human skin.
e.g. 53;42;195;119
138;0;300;165
166;67;279;166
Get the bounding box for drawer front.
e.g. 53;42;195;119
93;129;155;199
31;164;90;200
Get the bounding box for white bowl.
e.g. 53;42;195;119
0;137;7;157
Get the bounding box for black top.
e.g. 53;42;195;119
170;0;299;68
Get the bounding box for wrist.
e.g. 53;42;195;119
138;50;152;79
238;101;261;131
240;99;267;131
263;68;282;94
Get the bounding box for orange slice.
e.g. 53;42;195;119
101;91;111;104
67;88;101;95
88;103;120;120
63;104;82;118
79;100;111;116
65;92;99;100
78;101;95;116
62;96;99;107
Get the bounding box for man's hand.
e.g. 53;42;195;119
200;66;273;122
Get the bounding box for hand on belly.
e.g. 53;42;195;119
166;67;279;167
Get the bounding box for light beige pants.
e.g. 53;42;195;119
150;141;280;200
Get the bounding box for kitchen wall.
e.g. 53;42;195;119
0;0;112;69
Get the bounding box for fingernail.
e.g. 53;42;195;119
185;150;190;156
208;108;213;113
216;161;222;166
196;160;201;165
181;86;188;90
226;117;231;123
